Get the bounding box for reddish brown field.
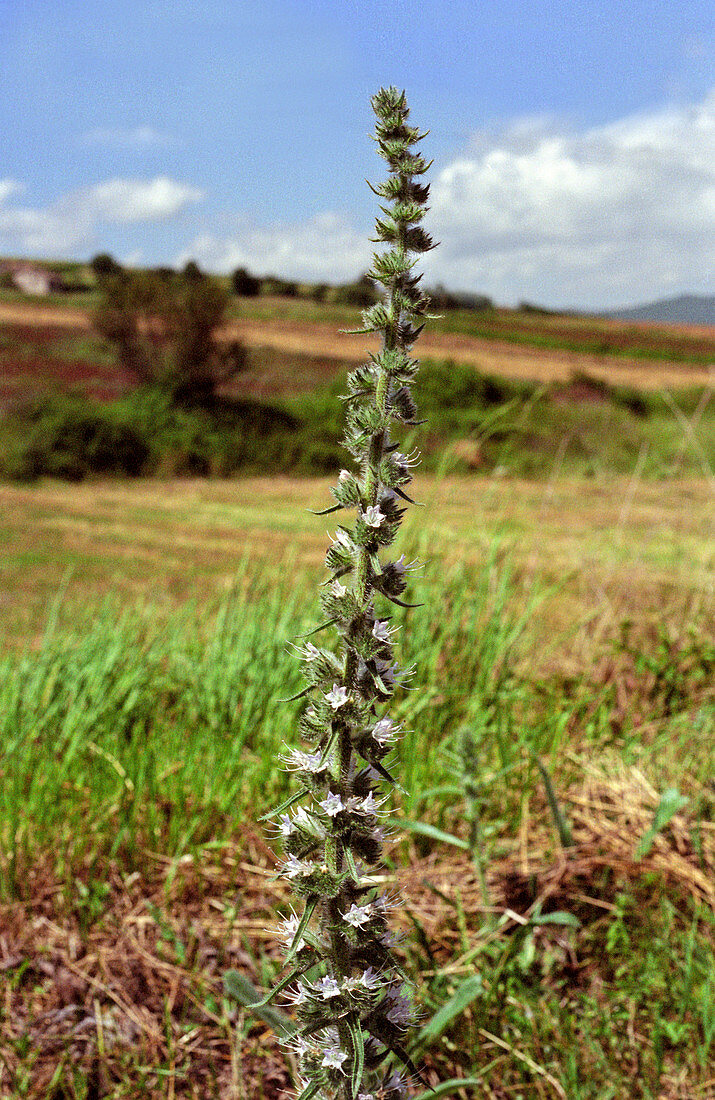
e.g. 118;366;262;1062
1;301;713;400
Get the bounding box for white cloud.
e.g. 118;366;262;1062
183;90;714;308
0;176;203;255
178;211;371;283
0;179;23;204
85;178;203;222
81;125;172;148
420;89;715;307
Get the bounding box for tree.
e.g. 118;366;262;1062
94;267;245;405
231;266;261;296
90;252;122;278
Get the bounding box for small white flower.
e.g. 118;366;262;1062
278;913;301;944
393;449;419;471
359;967;381;989
291;983;309;1005
302;642;321;662
283;856;314;879
281;748;317;770
319;792;345;817
330;579;348;597
278;813;294;837
325;683;350;709
322;1047;349;1071
343;903;372;928
363;505;384;528
314;975;341;999
372;619;395;643
393;554;407;575
372;717;399;744
333;527;353;549
338;468;352;483
356;791;385;815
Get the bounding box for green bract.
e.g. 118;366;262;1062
266;86;434;1100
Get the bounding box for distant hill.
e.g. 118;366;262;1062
603;295;715;327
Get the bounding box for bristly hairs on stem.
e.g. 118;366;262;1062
263;86;435;1100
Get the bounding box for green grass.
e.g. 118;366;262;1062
0;475;712;1096
1;530;713;1095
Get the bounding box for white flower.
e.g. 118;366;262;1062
283;856;314;879
319;792;345;817
359;967;381;989
291;983;309;1005
393;554;407;575
278;913;301;944
322;1047;349;1071
363;505;384;528
330;579;348;597
281;747;322;771
333;528;353;549
338;469;352;483
302;642;321;662
278;813;294;837
372;619;395;643
343;903;372;928
356;791;385;815
393;450;419;469
372;717;399;744
325;683;350;709
314;975;341;999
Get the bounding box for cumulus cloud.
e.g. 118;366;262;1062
181;90;714;308
420;89;715;307
178;211;371;284
0;176;203;255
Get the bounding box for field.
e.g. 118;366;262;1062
1;471;713;1099
1;290;714;1098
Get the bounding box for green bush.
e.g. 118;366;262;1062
3;395;150;481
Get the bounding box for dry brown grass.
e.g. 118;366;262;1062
2;767;712;1099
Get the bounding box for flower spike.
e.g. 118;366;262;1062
263;86;434;1100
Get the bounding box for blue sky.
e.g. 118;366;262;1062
1;0;713;308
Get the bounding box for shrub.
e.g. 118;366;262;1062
231;266;261;296
93;267;246;405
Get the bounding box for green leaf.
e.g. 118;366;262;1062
285;898;318;966
222;971;296;1037
398;819;469;851
347;1016;365;1099
295;1082;322;1100
242;964;308;1008
411;1077;488;1099
344;845;360;883
636;787;688;858
530;751;573;850
258;788;306;822
529;911;581;929
417;974;483;1043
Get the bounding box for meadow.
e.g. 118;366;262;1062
1;277;714;1096
1;471;713;1098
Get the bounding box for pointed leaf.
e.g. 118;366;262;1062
347;1016;365;1099
295;618;338;639
417;975;483;1044
398;819;469;850
285;898;318;966
259;788;306;822
309;502;343;516
222;971;296;1037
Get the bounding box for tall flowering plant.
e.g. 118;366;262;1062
263;87;434;1100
